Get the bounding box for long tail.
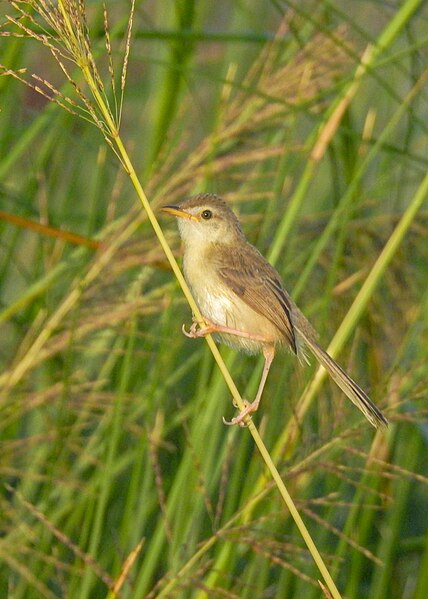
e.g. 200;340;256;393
296;328;388;428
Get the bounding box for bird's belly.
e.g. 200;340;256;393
192;283;280;354
183;249;281;353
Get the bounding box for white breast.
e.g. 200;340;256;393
183;243;233;326
195;285;234;326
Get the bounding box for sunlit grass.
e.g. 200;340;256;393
0;1;427;598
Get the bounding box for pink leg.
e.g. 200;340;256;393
182;317;269;343
224;345;276;427
183;317;276;427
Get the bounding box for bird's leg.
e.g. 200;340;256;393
182;316;268;343
182;317;276;427
224;345;276;427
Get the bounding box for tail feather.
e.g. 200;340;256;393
297;328;388;429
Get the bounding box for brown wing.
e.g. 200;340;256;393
215;242;297;353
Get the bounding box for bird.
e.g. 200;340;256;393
161;193;388;428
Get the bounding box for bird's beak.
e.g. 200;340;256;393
160;205;199;222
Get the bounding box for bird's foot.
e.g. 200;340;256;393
222;399;259;427
182;316;218;338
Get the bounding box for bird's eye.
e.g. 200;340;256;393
201;209;212;220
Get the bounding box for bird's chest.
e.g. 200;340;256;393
182;246;234;327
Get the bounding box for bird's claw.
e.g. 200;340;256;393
222;415;249;427
222;400;255;427
182;316;203;338
182;316;214;338
182;322;198;338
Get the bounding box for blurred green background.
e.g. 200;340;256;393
1;1;428;597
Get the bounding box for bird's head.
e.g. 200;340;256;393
161;193;244;246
